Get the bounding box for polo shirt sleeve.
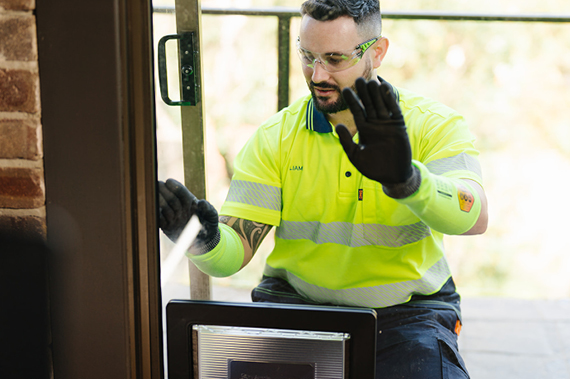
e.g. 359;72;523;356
403;95;483;186
220;118;283;227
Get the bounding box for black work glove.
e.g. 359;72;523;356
158;179;219;249
336;78;414;186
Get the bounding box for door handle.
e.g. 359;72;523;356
158;32;200;106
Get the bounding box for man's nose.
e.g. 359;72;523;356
311;60;330;83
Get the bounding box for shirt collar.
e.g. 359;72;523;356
305;97;332;133
305;76;400;134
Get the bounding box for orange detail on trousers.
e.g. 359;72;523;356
455;319;462;335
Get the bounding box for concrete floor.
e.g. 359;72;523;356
460;297;570;379
163;284;570;378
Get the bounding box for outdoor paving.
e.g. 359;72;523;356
164;284;570;378
460;297;570;378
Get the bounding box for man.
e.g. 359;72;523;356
159;0;487;377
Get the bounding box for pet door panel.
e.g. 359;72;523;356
193;325;350;379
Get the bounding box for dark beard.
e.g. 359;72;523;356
310;59;375;114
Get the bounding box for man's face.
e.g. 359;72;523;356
298;15;379;114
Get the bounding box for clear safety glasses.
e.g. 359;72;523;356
296;35;382;73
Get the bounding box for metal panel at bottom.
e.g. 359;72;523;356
193;325;350;379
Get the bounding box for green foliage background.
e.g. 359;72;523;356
154;0;570;299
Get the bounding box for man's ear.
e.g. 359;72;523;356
372;37;389;69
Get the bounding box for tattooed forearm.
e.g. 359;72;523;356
219;215;233;226
234;219;271;255
219;216;271;256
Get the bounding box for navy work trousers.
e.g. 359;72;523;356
252;276;470;379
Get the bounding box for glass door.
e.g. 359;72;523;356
153;0;211;305
151;0;288;312
151;2;295;375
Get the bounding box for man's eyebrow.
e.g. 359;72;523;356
301;46;344;54
324;50;346;56
306;47;350;57
299;44;353;56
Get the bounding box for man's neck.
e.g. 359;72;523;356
326;108;357;136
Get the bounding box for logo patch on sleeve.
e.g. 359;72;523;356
457;185;474;212
358;189;363;201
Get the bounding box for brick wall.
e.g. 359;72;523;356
0;0;45;238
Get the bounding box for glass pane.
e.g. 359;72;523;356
153;2;281;310
152;0;570;309
152;2;570;377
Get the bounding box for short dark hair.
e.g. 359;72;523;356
300;0;382;36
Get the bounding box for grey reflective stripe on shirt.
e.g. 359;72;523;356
264;257;452;308
426;152;482;178
226;180;281;211
276;220;431;248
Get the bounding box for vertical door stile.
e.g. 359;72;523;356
174;0;211;300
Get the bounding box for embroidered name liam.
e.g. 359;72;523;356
289;165;303;171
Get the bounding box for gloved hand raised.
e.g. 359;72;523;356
336;78;414;186
158;179;219;249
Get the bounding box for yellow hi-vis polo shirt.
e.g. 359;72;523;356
220;83;483;308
